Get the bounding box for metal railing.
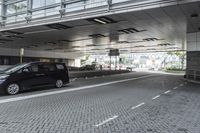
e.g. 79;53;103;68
0;0;190;28
1;0;108;24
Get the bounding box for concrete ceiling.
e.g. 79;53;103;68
0;1;199;55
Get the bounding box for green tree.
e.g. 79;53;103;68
167;51;186;70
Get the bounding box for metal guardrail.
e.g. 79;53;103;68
186;69;200;81
1;0;108;24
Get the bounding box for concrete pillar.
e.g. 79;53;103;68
186;32;200;80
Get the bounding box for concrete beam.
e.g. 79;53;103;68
0;47;83;59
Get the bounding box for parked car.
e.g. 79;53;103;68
0;62;69;95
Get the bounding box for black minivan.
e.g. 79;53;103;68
0;62;69;95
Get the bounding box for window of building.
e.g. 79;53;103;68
65;1;85;12
6;1;27;15
47;0;61;6
32;0;45;9
32;0;61;9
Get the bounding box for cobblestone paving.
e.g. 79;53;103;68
0;73;198;133
96;83;200;133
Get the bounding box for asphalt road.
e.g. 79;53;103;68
0;72;199;133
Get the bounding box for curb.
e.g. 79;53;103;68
182;78;200;84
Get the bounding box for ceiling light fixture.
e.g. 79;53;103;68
87;17;116;24
86;44;97;47
118;28;141;34
94;19;107;24
191;13;198;19
45;23;72;30
89;34;106;38
118;41;129;43
143;38;159;41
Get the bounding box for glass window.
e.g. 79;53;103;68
46;0;61;6
56;64;65;70
6;16;16;23
32;0;45;9
65;1;84;12
6;1;27;15
6;13;26;23
46;6;60;16
32;0;61;8
85;0;107;9
112;0;130;4
0;4;2;16
32;10;45;18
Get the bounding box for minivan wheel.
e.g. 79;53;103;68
6;83;20;95
55;80;63;88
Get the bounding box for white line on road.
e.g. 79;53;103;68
179;84;184;87
0;75;153;104
164;90;171;94
152;95;160;100
70;78;77;82
131;102;145;110
173;87;178;90
95;115;118;127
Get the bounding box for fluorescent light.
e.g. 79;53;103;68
94;19;107;24
25;29;56;35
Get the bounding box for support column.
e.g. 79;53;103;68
186;32;200;80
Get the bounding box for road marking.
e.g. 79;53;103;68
164;90;171;94
173;87;178;90
179;84;184;87
131;102;145;110
0;75;153;104
95;115;118;127
70;78;77;82
152;95;160;100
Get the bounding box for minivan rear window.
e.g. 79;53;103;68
56;64;65;70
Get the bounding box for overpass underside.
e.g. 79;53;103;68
0;0;199;79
